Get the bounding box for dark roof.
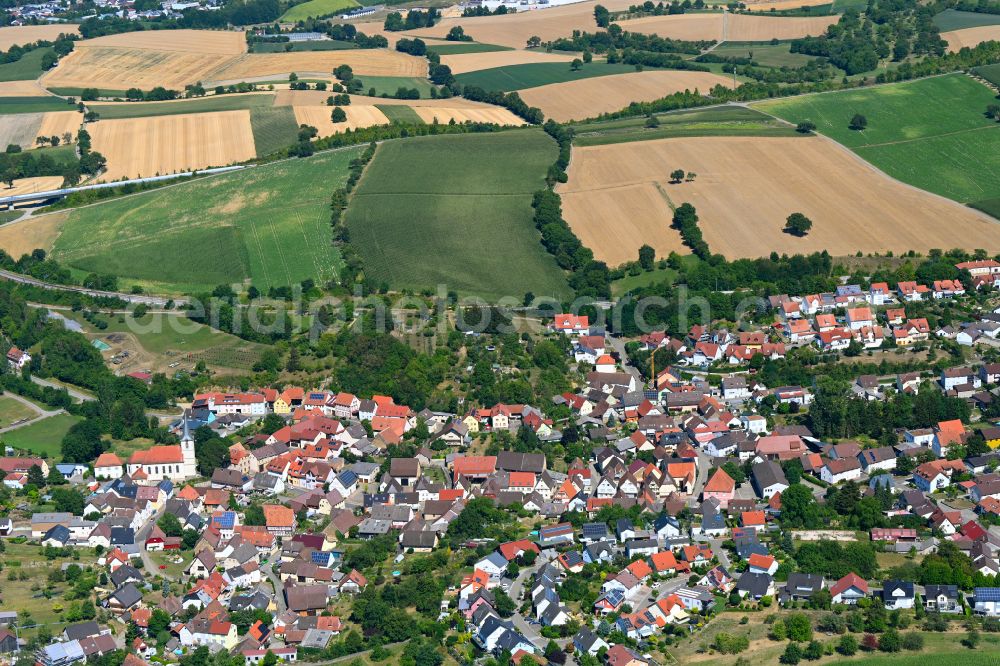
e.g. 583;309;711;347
736;572;772;597
64;622;101;641
497;451;545;473
285;584;329;612
752;460;788;490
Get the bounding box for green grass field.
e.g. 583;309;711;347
280;0;358;22
0;48;54;82
358;75;436;98
707;42;818;68
0;396;41;428
0;210;23;224
0;412;81;457
426;42;514;55
754;74;1000;203
250;106;300;157
933;8;1000;31
344;130;570;300
52;147;364;293
250;40;358;53
375;104;423;123
0;96;75;114
972;62;1000;86
91;94;275;119
572;105;800;145
611;265;678;296
455;61;639;92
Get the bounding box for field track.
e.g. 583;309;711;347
942;26;1000;51
441;49;575;74
89;110;257;180
0;25;78;51
519;70;734;121
558;135;1000;264
617;13;836;40
293;104;390;136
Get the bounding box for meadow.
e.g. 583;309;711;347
454;61;640;92
572;105;800;146
0;396;40;428
279;0;358;22
0;47;54;82
344;130;570;300
356;75;436;98
708;41;818;68
754;73;1000;203
91;94;275;119
375;104;423;123
0;96;74;114
0;412;81;457
50;146;364;293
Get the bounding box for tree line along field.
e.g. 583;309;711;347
344;130;571;301
754;73;1000;206
38;146;364;294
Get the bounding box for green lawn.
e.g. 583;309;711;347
250;105;300;157
52;147;364;293
90;94;275;119
0;210;23;224
0;412;81;457
708;41;818;68
280;0;359;22
0;48;55;82
344;130;570;300
754;74;1000;203
375;104;423;123
612;265;678;296
357;75;436;98
572;105;800;145
0;96;75;114
0;396;41;428
454;61;639;92
426;42;514;55
933;8;1000;31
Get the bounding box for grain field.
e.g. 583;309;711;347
411;105;525;125
557;135;1000;264
942;26;1000;51
89;110;257;180
293;104;390;136
0;112;43;149
440;49;575;74
0;80;49;96
518;70;734;121
206;49;427;84
35;110;83;143
81;29;247;54
42;46;237;91
617;13;835;40
0;212;68;256
0;25;78;51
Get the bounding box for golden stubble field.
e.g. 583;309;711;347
88;110;257;180
411;105;525;125
557;135;1000;264
942;26;1000;52
36;110;83;141
81;29;247;54
440;49;575;74
617;12;836;40
519;69;734;122
0;80;49;96
0;24;78;51
293;104;390;136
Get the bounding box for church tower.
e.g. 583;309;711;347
180;410;197;476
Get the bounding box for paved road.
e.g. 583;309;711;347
0;268;188;307
30;375;95;403
0;392;63;434
508;563;543;645
607;336;643;383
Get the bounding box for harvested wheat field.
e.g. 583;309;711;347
0;24;78;51
0;113;43;150
43;46;237;91
441;49;575;74
412;105;525;125
743;0;832;10
273;89;503;107
408;0;635;48
293;105;390;136
617;12;835;40
942;26;1000;51
0;212;68;256
0;80;50;97
36;111;82;143
557;136;1000;264
519;70;734;122
89;110;257;180
1;176;64;197
81;29;247;54
206;50;427;84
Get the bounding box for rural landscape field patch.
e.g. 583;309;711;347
89;110;257;180
0;24;78;51
942;25;1000;51
293;104;391;136
558;135;1000;263
754;74;1000;204
617;12;836;41
344;131;569;300
49;146;363;293
440;49;575;75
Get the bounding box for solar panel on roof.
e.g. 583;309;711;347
976;588;1000;601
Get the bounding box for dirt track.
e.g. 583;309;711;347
89;110;257;180
558;135;1000;264
519;69;734;121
